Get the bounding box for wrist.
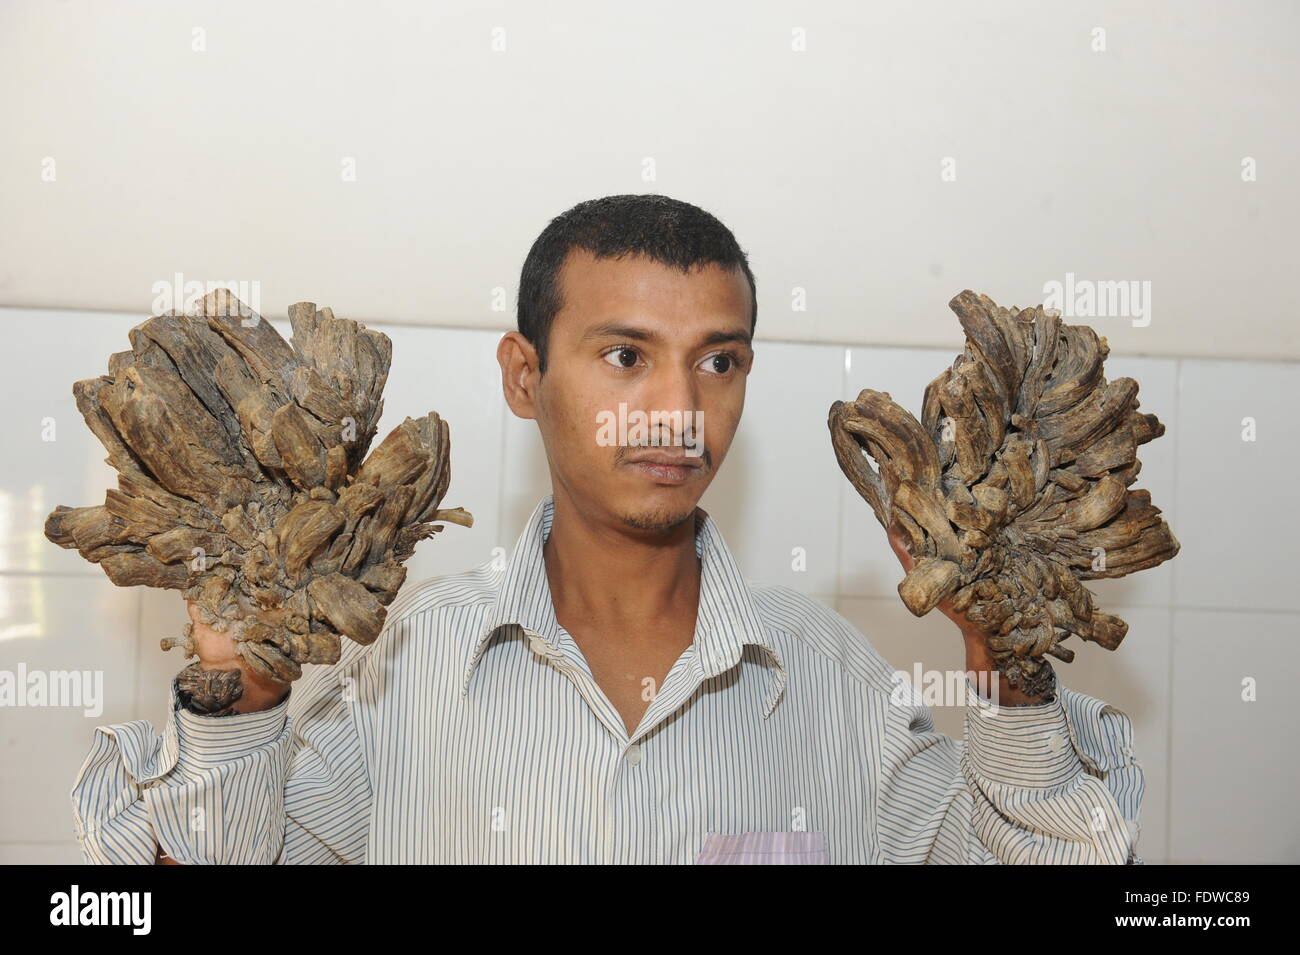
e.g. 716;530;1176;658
176;654;292;716
961;629;1056;706
231;677;290;713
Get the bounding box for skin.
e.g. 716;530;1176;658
184;601;292;714
497;248;756;736
886;525;1048;706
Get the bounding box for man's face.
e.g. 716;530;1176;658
502;247;754;534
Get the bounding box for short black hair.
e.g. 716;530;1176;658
517;194;757;375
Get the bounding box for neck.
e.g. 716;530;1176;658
542;490;703;634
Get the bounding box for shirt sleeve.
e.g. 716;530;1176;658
872;672;1145;865
69;640;376;865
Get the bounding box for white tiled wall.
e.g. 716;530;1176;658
1;307;1295;864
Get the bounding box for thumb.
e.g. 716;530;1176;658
886;520;915;574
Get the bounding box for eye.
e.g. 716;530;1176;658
699;350;742;376
601;345;641;369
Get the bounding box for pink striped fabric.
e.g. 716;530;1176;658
695;830;828;864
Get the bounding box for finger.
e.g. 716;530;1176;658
886;523;914;572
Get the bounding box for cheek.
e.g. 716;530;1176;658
539;369;593;437
554;390;612;454
703;391;744;444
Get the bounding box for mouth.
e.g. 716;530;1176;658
623;452;704;486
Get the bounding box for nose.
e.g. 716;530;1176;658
638;362;700;447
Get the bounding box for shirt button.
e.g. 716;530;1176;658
625;744;642;766
528;634;555;657
1047;731;1065;753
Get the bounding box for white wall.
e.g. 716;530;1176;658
0;306;1296;864
1;0;1297;359
1;1;1297;865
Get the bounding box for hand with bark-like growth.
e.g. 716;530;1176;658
886;522;1049;707
182;601;290;715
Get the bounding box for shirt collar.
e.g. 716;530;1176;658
461;494;787;717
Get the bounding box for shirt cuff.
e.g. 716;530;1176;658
171;677;292;769
964;674;1085;790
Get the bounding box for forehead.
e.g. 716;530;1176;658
552;247;752;336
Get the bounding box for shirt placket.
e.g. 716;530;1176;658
519;626;628;863
523;627;717;863
610;646;717;863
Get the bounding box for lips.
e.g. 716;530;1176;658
623;450;704;486
624;451;703;469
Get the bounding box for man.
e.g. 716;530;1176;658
70;194;1143;864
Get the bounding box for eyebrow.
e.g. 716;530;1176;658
583;322;752;348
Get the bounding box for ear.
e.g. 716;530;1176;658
498;331;541;420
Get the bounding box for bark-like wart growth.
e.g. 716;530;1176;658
45;289;472;700
828;291;1179;697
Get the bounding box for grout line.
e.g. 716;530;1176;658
1159;604;1300;616
833;346;849;611
132;588;144;721
1165;356;1183;862
495;388;509;559
1165;608;1177;864
831;594;1300;615
0;570;106;578
8;305;1296;365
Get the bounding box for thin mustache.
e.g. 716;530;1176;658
618;446;710;468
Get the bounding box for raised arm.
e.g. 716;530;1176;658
866;527;1144;863
871;672;1144;864
70;601;377;865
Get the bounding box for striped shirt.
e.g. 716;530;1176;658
70;494;1144;864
